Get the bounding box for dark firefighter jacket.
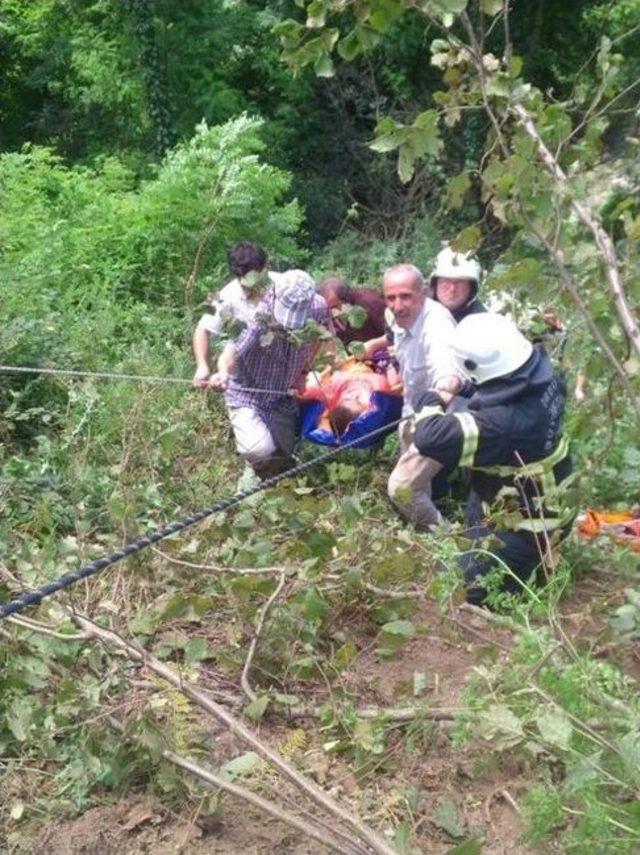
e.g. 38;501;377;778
412;346;573;534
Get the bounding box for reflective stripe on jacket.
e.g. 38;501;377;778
413;347;573;533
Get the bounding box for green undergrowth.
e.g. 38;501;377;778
1;384;639;853
455;626;640;853
2;111;639;854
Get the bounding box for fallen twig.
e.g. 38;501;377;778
151;546;291;576
485;787;522;825
70;609;396;855
526;641;563;679
241;573;286;702
458;602;518;630
288;704;462;722
444;610;511;652
107;715;359;854
7;613;88;641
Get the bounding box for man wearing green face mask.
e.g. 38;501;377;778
192;242;271;387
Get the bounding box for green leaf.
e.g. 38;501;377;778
536;706;573;751
184;637;209;665
370;132;402;154
508;55;523;78
332;640;358;669
433;0;468;13
381;619;416;638
433;798;466;839
564;751;603;792
10;802;25;821
411;110;442;157
307;529;337;557
377;618;416;658
447;838;483;855
244;694;270;722
480;0;502;14
445;172;471;209
341;496;364;521
450;225;481;253
392;821;412;853
397;144;416;184
300;586;329;621
354;717;386;754
338;30;362;61
344;303;367;329
413;670;428;697
7;698;33;742
218;751;262;781
482;703;524;750
618;731;640;784
306;0;326;28
369;0;405;33
314;52;335;78
133;717;166;762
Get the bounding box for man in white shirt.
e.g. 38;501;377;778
365;263;460;528
192;242;270;387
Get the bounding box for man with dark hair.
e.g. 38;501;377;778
192;241;270;387
319;276;386;344
227;241;267;279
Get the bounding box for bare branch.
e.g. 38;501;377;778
7;614;88;641
512;103;640;365
516;200;640;414
107;715;359;855
70;610;397;855
241;573;286;702
151;546;290;576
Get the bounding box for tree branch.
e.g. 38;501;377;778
512;103;640;364
107;715;360;855
69;610;397;855
241;573;286;702
516;200;640;413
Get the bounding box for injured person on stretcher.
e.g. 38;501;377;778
297;357;402;445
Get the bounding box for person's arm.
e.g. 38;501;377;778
424;308;461;394
361;334;388;360
192;304;224;387
192;321;213;387
208;343;236;391
412;391;465;468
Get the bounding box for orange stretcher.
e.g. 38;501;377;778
577;508;640;552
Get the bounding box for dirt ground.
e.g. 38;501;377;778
8;567;637;855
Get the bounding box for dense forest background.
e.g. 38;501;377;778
1;2;639;853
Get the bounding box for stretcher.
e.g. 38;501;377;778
299;357;402;449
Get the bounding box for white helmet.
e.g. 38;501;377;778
451;313;533;384
430;246;481;288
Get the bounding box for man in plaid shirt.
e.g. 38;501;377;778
210;270;332;478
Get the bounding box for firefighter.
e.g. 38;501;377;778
429;246;486;323
413;312;574;605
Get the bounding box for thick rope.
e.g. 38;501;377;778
0;415;409;621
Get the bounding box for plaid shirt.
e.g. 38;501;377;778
226;290;331;414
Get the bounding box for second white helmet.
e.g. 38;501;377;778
430;246;481;287
451;313;533;385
